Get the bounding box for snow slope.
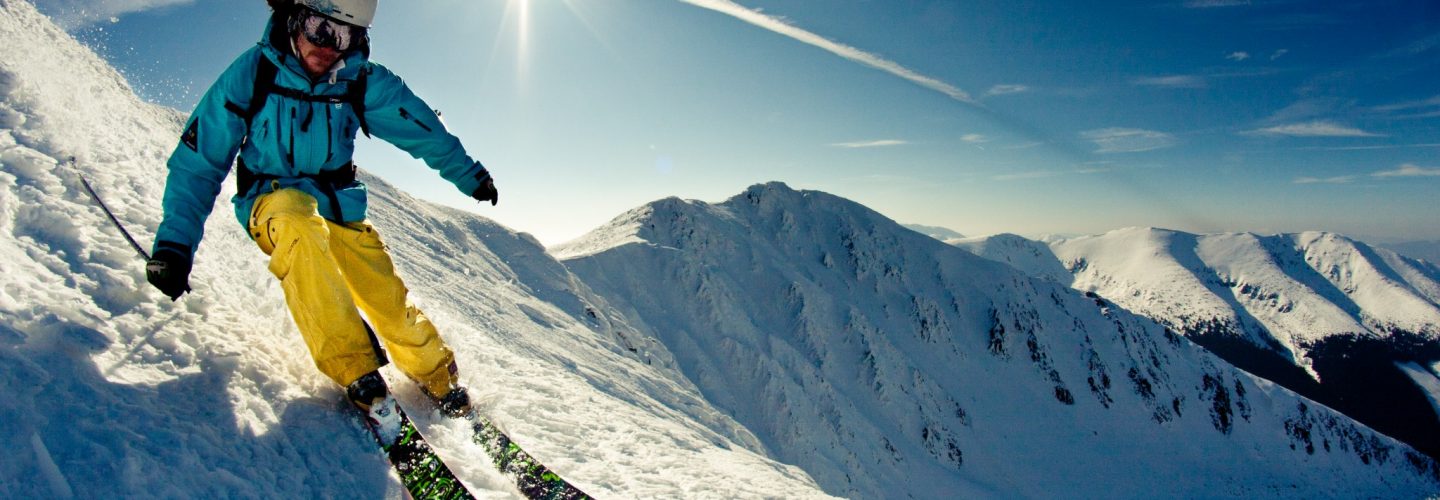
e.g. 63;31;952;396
0;1;834;497
556;183;1440;498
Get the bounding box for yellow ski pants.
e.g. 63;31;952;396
248;188;457;396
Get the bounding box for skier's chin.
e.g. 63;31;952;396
304;54;338;76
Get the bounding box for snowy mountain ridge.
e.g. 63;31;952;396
1057;227;1440;346
900;223;965;242
948;232;1073;285
557;182;1440;497
950;226;1440;466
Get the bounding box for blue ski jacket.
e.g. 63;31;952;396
153;14;489;258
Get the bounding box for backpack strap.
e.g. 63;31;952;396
351;65;371;138
222;55;278;137
247;57;279;131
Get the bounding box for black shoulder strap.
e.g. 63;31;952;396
244;56;279;132
350;65;371;138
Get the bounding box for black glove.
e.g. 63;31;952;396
146;244;192;301
471;168;498;206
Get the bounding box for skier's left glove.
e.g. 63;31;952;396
471;167;498;206
146;243;192;301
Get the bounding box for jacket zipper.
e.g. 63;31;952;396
398;107;433;132
288;107;296;168
325;104;334;163
299;103;314;132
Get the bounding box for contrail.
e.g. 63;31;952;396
677;0;1223;235
676;0;978;105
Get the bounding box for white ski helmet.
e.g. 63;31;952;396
296;0;377;27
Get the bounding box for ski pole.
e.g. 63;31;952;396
66;156;152;261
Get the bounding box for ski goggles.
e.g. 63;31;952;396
295;10;366;52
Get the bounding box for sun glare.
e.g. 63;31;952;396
496;0;617;92
509;0;531;82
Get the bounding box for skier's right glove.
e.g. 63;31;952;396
146;243;192;301
471;167;498;206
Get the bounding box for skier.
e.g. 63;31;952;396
145;0;497;419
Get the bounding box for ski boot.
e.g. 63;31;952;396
423;384;472;418
347;371;404;446
419;361;473;418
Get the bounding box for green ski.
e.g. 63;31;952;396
352;373;588;499
471;416;591;499
354;390;475;499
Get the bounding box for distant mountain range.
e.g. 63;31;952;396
901;223;965;242
1385;240;1440;267
946;227;1440;463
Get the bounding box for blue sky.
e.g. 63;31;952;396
45;0;1440;245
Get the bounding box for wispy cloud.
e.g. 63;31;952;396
1294;164;1440;185
1291;143;1440;151
1370;95;1440;119
830;139;909;149
1382;31;1440;58
1270;49;1290;60
1080;128;1179;154
35;0;193;29
1373;163;1440;178
1184;0;1251;8
961;134;990;144
677;0;976;105
1077;165;1117;175
1004;141;1046;150
992;170;1064;181
1133;75;1207;89
1246;120;1383;137
1293;175;1357;184
1226;51;1251;62
1263;99;1342;124
1372;95;1440;112
985;84;1030;97
992;165;1113;181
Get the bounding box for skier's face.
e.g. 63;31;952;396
294;33;340;78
